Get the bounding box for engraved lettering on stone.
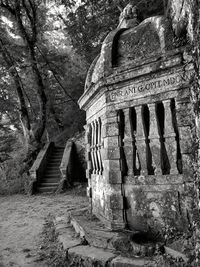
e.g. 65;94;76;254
109;72;192;102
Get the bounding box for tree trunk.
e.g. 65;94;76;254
0;39;31;149
29;47;48;143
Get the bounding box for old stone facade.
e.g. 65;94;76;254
78;13;194;237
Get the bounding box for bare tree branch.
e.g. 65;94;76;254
36;44;78;106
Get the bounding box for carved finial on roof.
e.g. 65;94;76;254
117;3;139;29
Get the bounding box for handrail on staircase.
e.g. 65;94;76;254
29;142;55;193
58;140;74;191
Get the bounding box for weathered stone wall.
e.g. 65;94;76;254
124;176;189;234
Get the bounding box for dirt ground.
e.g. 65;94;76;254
0;189;88;267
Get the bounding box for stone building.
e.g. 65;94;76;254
78;8;194;237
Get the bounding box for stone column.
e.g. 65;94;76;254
85;124;92;200
123;108;134;175
175;97;193;177
91;121;97;174
87;123;94;174
94;120;100;174
102;110;125;229
135;106;148;175
97;118;103;174
102;111;122;183
148;103;162;175
85;124;92;179
163;100;179;174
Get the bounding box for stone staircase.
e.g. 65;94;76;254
37;146;65;193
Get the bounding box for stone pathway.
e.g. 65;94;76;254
0;192;88;267
54;214;158;267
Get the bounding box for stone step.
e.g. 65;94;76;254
53;151;64;154
46;166;61;170
44;174;60;179
54;147;65;150
68;246;157;267
43;173;60;178
45;170;60;175
48;158;61;162
69;209;157;257
42;176;60;180
37;186;57;193
40;179;60;184
44;173;60;177
47;159;61;163
46;162;60;166
43;176;60;181
42;174;60;178
39;182;59;187
50;150;63;154
69;209;129;251
45;169;61;173
46;165;60;168
48;157;61;161
54;215;157;267
47;158;61;161
46;165;60;169
67;245;117;266
50;152;63;158
51;151;64;154
46;166;60;170
110;256;157;267
48;158;62;161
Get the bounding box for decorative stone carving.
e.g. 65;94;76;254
118;4;139;29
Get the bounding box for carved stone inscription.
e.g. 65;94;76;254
108;71;192;102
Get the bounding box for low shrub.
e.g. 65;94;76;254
0;150;29;195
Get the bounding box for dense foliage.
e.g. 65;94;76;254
0;0;87;193
62;0;166;64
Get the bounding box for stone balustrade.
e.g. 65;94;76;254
87;98;182;178
58;141;74;191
